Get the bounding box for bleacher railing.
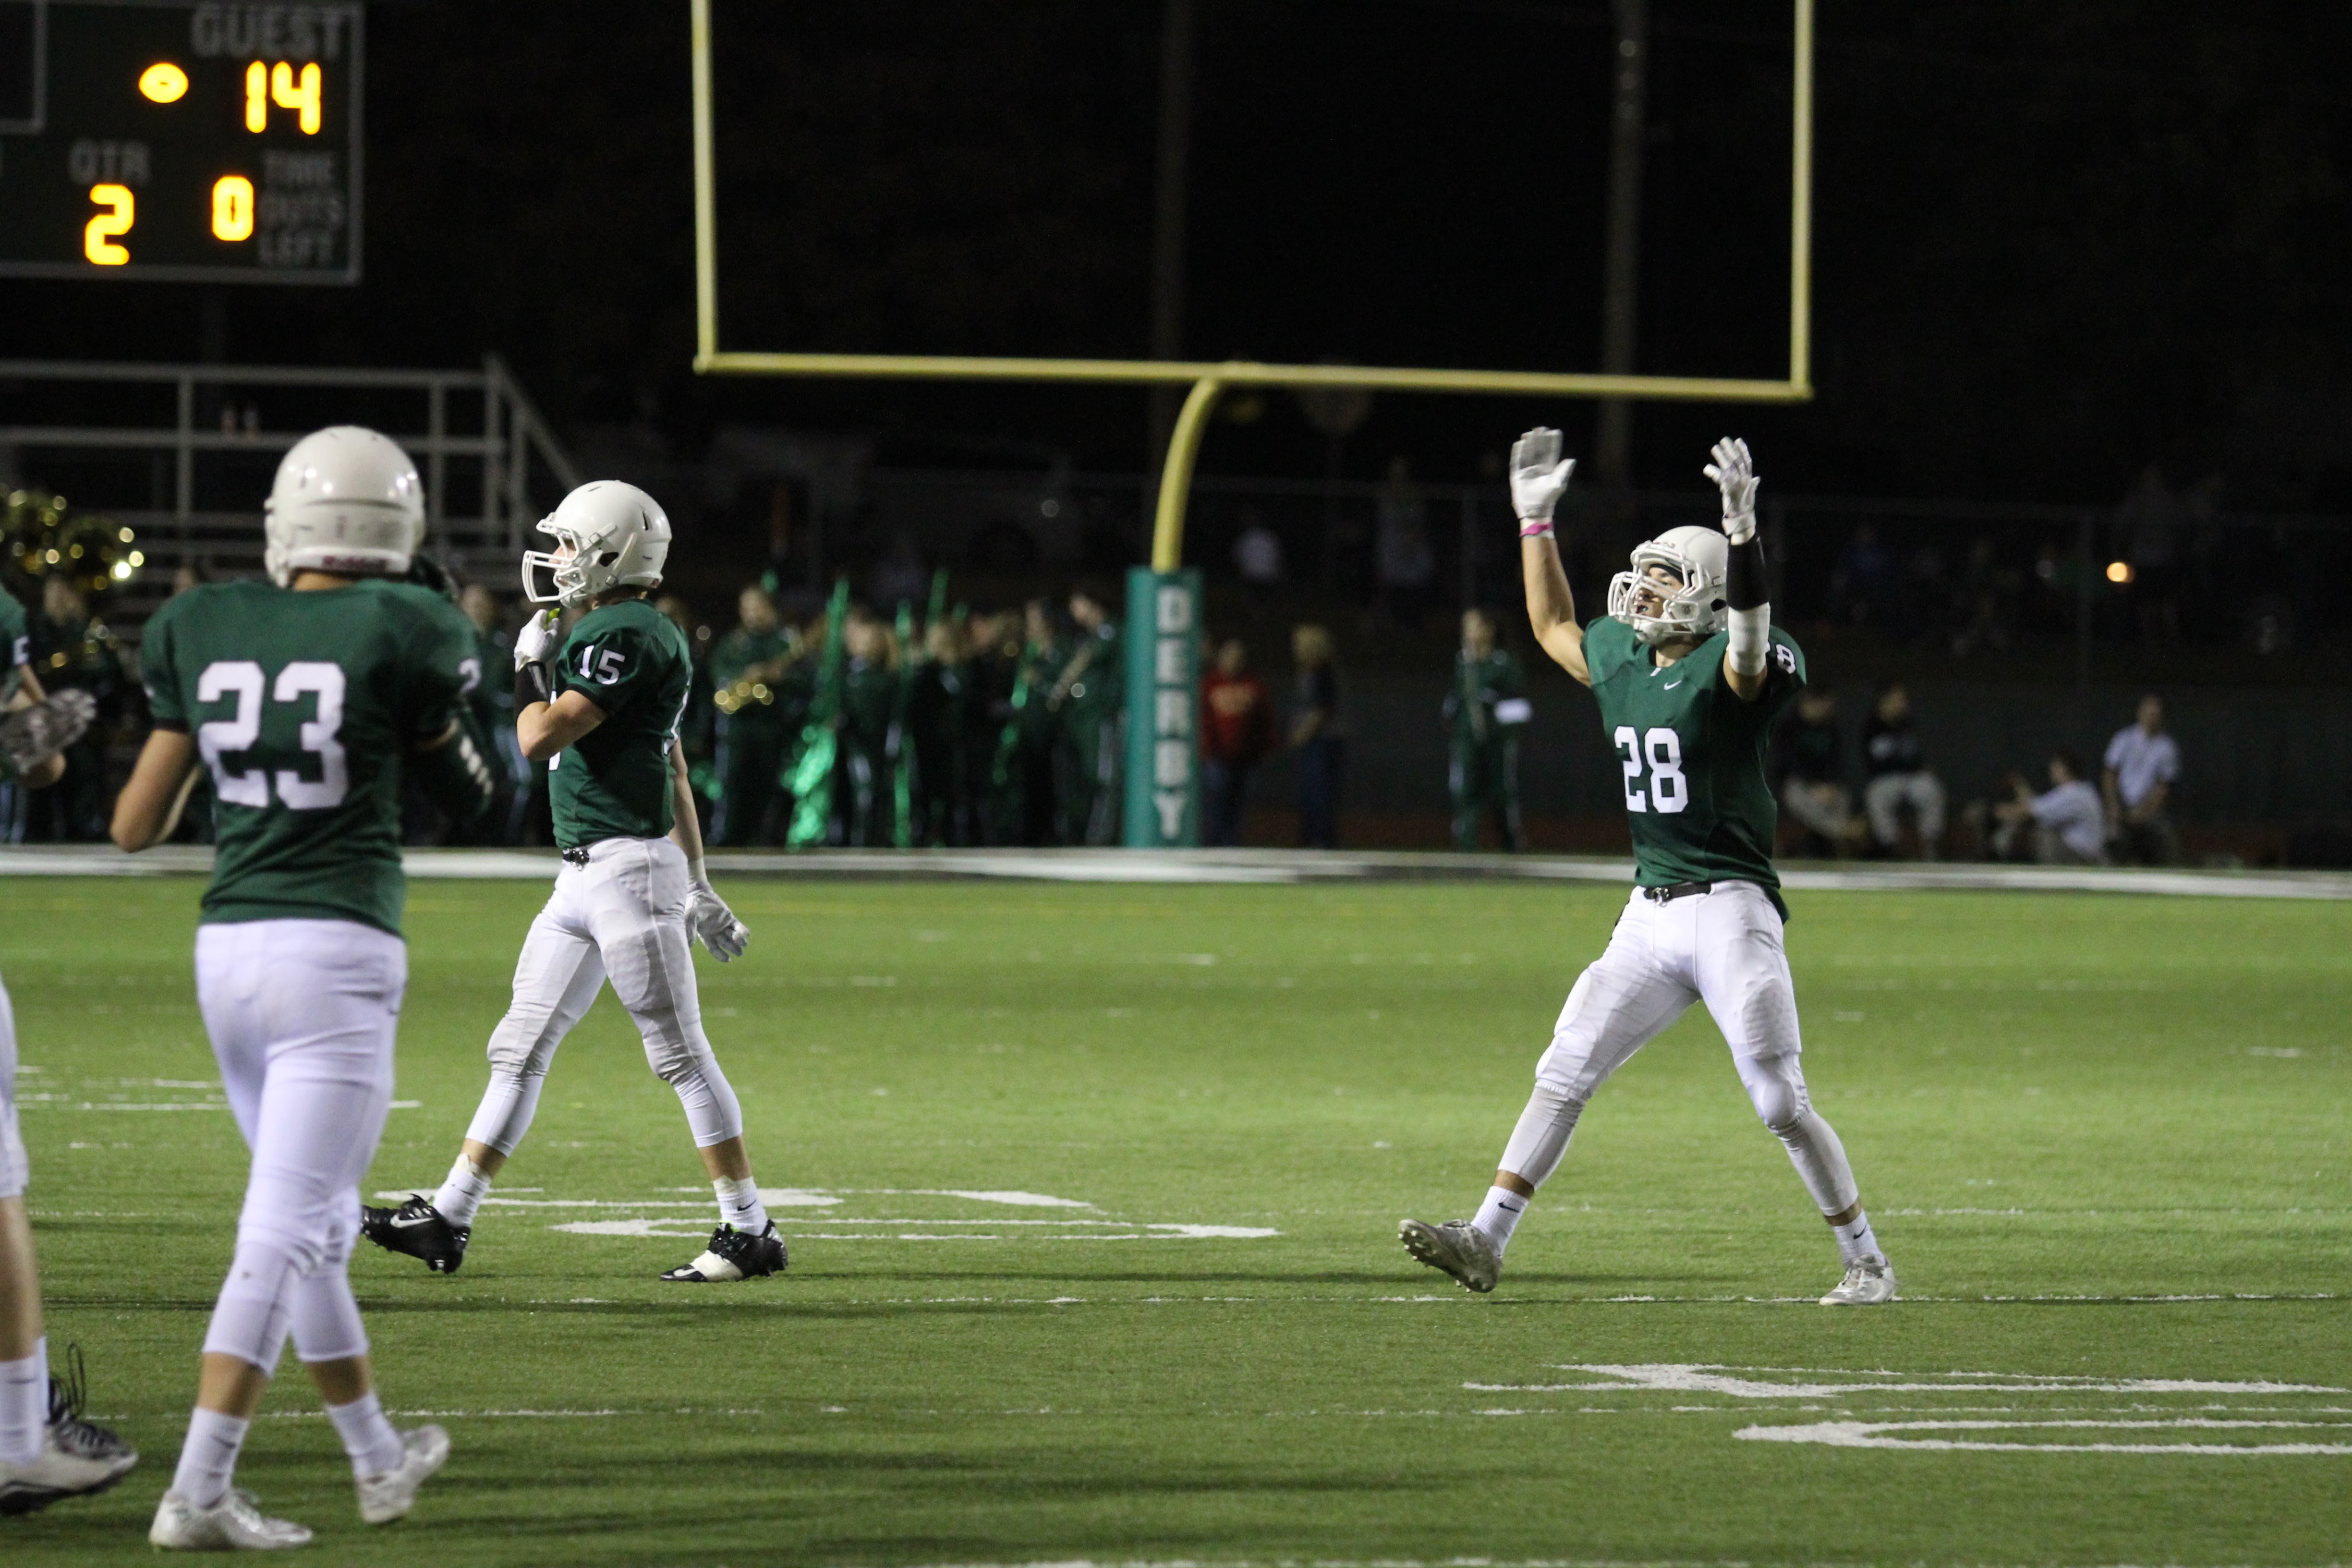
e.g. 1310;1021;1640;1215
0;356;580;622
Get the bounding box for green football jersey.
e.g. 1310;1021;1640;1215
1583;614;1806;917
549;596;690;850
0;584;26;703
1446;647;1527;747
142;579;483;935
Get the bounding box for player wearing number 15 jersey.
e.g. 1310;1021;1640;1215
362;480;782;1288
114;426;493;1548
1400;433;1896;1307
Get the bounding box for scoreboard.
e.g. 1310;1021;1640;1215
0;0;362;283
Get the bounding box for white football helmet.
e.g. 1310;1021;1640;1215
1607;523;1728;645
523;481;671;608
263;425;426;586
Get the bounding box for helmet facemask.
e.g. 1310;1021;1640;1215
522;483;670;608
1607;533;1727;645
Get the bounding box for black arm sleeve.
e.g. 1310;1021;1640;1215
412;711;497;826
514;659;550;710
1725;532;1769;611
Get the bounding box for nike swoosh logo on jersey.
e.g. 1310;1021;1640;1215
1664;680;1684;690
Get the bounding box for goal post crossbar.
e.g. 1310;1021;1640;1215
687;0;1817;522
686;0;1815;847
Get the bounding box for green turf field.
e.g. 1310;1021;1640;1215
2;875;2347;1565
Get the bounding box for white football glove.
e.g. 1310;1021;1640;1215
1704;437;1759;544
0;688;96;778
688;877;749;962
1509;427;1576;527
513;608;558;671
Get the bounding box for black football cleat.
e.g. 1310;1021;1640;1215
659;1221;788;1282
360;1195;471;1275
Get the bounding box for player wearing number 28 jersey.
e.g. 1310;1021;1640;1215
116;425;489;1548
1400;432;1895;1307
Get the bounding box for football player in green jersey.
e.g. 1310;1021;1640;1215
1401;431;1896;1307
0;596;135;1518
1444;607;1530;851
363;481;784;1286
112;425;495;1547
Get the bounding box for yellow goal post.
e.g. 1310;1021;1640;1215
687;0;1816;572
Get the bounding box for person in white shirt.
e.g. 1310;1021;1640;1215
1992;752;2107;864
2102;694;2180;864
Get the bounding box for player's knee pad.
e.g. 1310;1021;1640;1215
201;1233;302;1372
664;1054;744;1148
1737;1051;1812;1134
464;1069;546;1157
484;1016;561;1080
288;1268;368;1365
0;1113;24;1202
1500;1081;1584;1189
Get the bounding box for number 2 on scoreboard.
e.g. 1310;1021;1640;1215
84;184;133;266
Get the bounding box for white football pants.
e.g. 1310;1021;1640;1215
1499;882;1861;1218
194;920;403;1372
0;972;25;1200
465;836;743;1156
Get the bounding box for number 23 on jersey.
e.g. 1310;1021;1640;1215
197;659;350;809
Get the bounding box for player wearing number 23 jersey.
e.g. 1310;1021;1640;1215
1400;432;1896;1308
139;578;484;933
118;426;484;1548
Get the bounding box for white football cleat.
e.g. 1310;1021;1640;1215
0;1350;138;1516
1398;1217;1502;1293
149;1487;314;1550
1821;1255;1898;1305
356;1423;449;1525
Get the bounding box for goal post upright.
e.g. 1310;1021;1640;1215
686;0;1815;845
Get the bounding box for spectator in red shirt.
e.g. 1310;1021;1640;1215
1200;637;1278;847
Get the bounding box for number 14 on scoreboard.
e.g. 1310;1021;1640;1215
0;0;363;284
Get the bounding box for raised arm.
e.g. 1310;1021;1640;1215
1708;437;1770;703
1510;428;1590;687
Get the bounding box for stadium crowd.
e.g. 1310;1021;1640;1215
0;564;2181;865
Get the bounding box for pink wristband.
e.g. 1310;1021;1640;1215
1519;519;1555;538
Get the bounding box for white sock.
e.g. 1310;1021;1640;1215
0;1339;46;1466
1831;1210;1883;1264
170;1407;251;1508
325;1390;405;1478
1472;1186;1528;1251
713;1177;769;1235
432;1155;493;1228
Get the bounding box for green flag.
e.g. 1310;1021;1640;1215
891;598;916;849
786;578;850;848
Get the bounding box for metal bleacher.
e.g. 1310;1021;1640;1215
0;356;581;639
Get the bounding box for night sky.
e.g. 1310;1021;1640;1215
5;0;2349;509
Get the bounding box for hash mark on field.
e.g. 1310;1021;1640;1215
1470;1366;2347;1398
1738;1417;2352;1454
